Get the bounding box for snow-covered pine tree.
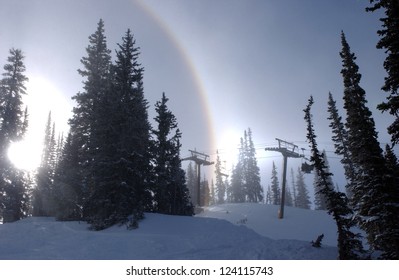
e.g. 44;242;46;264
304;95;364;259
285;184;294;207
313;151;333;210
0;48;29;223
152;93;193;216
295;167;311;209
340;32;395;256
186;162;197;205
270;161;280;205
230;138;246;203
52;133;83;221
67;19;112;227
327;92;355;199
245;128;263;202
380;144;399;259
33;112;57;216
367;0;399;145
290;167;297;207
215;150;226;204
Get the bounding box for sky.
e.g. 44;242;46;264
0;0;392;198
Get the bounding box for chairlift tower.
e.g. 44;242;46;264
182;149;214;206
265;138;303;219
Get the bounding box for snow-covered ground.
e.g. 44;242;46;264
0;203;339;259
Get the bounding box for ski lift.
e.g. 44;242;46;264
301;162;314;174
300;148;314;174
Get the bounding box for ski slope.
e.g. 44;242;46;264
0;203;339;259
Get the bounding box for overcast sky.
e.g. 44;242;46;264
0;0;391;193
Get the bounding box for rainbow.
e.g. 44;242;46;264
135;0;216;157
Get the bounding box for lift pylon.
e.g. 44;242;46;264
182;149;214;206
265;138;303;219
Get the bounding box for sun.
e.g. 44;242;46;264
216;128;242;172
7;75;72;171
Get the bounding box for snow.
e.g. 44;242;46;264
0;203;339;259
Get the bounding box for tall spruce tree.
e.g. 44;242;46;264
214;150;226;204
230;138;246;203
295;168;311;210
270;161;280;205
33;112;56;216
327;92;355;198
52;133;83;221
366;1;399;145
340;32;394;254
68;19;112;226
304;95;364;259
313;151;333;210
186;162;197;205
245;128;263;202
152;93;193;215
381;144;399;258
0;48;29;223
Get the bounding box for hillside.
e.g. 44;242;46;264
0;203;338;259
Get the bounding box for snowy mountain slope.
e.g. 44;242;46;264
198;203;338;246
0;204;338;260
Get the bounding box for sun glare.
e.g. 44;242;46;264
7;76;72;171
217;129;242;172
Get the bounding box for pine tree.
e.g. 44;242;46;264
366;1;399;145
290;167;297;207
340;32;392;253
68;19;112;226
33;112;56;216
285;184;294;207
52;133;83;220
215;150;226;204
152;93;193;215
381;144;399;259
304;95;364;259
313;151;333;210
327;92;355;198
186;162;197;205
230;138;246;203
270;161;280;205
0;48;29;223
200;178;210;206
245;128;263;202
295;167;311;209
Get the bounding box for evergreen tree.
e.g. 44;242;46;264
200;178;210;207
290;167;297;207
270;161;280;205
304;95;364;259
265;185;272;204
33;112;56;216
186;162;197;205
340;32;393;254
0;48;29;223
215;150;226;204
285;184;294;207
68;19;112;226
85;27;152;229
52;133;84;220
327;92;355;198
230;138;246;203
313;151;333;210
295;167;311;209
367;1;399;145
381;144;399;259
245;128;263;202
209;179;216;206
152;93;193;215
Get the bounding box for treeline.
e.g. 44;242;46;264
0;19;193;230
301;1;399;260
